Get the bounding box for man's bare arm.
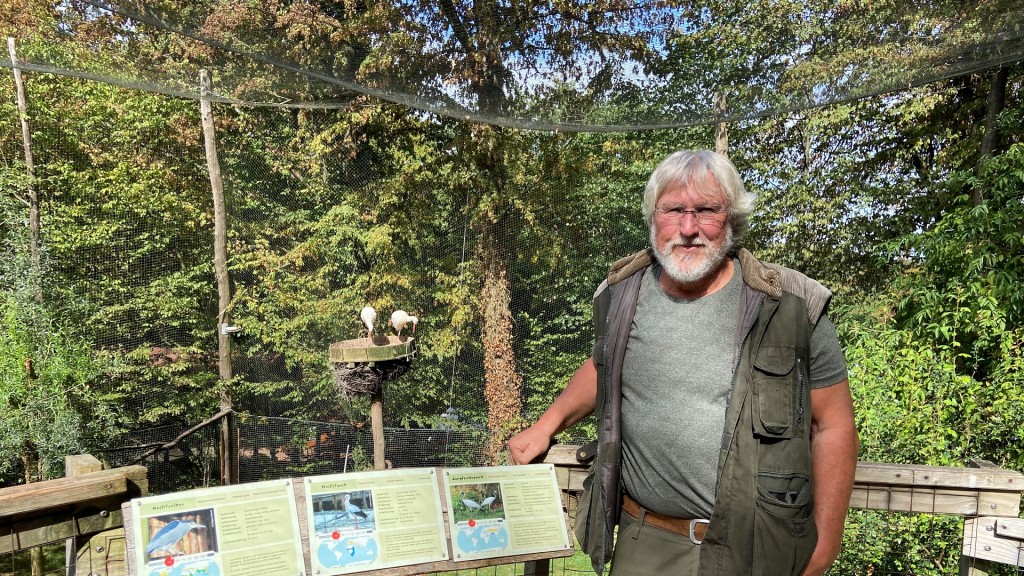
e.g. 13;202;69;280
508;357;598;465
801;380;859;576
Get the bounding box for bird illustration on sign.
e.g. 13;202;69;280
146;512;207;553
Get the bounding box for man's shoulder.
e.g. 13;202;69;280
608;249;653;285
737;249;832;324
592;248;653;300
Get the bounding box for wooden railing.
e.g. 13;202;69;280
542;445;1024;576
0;455;148;576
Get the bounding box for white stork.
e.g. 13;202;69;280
390;310;418;337
359;306;376;342
343;493;369;528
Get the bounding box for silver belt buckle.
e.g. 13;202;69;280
689;518;710;545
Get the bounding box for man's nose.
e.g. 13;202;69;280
677;212;702;236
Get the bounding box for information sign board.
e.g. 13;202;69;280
442;464;570;562
131;479;304;576
302;468;448;574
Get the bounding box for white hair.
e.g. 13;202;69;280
641;150;755;241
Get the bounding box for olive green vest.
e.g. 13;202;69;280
573;248;831;576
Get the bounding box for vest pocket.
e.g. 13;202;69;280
573;465;597;551
572;442;620;564
754;472;817;575
752;346;797;437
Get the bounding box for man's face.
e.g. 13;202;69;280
650;183;733;287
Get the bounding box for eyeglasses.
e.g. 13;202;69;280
654;205;727;227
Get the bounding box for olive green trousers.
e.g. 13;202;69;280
608;507;701;576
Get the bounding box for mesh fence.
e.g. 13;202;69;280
2;3;1024;574
1;71;609;484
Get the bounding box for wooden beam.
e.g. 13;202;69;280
996;518;1024;541
963;517;1024;567
855;461;1024;490
0;464;147;555
0;497;127;554
66;454;105;575
849;486;1020;517
544;448;1024;490
66;455;103;477
543;444;586;467
544;448;1024;518
0;474;125;517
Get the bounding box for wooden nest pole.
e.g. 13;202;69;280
329;335;417;470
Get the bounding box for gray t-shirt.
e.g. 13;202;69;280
619;260;847;519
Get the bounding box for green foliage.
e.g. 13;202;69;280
0;224;120;481
847;144;1024;469
835;511;964;575
837;144;1024;574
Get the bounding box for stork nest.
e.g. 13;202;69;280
331;359;412;398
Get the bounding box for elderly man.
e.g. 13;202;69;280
508;150;858;576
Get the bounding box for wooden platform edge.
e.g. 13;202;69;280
0;464;149;555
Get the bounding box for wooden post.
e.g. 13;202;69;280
714;91;728;157
199;69;237;485
65;455;103;576
371;390;386;470
523;558;550;575
7;37;41;303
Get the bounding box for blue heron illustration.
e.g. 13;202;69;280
145;519;206;556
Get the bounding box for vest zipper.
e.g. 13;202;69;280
796;357;805;427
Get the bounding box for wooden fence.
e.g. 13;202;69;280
0;455;148;576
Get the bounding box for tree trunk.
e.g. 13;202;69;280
8;38;41;303
479;216;523;464
21;442;43;576
200;70;238;485
714;91;728;157
975;65;1008;205
437;2;525;463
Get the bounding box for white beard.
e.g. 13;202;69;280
651;226;734;286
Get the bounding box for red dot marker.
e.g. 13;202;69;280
468;519;476;528
164;557;174;567
332;531;341;540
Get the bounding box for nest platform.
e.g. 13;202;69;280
329;335;417;365
329;336;417;397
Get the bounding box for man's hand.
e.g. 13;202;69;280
508;426;553;465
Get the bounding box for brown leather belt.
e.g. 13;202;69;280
622;494;710;544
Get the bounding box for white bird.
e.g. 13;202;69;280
343;493;368;528
359;306;376;342
459;492;482;512
390;310;418;337
481;493;497;510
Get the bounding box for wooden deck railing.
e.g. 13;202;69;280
542;445;1024;575
0;455;148;575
